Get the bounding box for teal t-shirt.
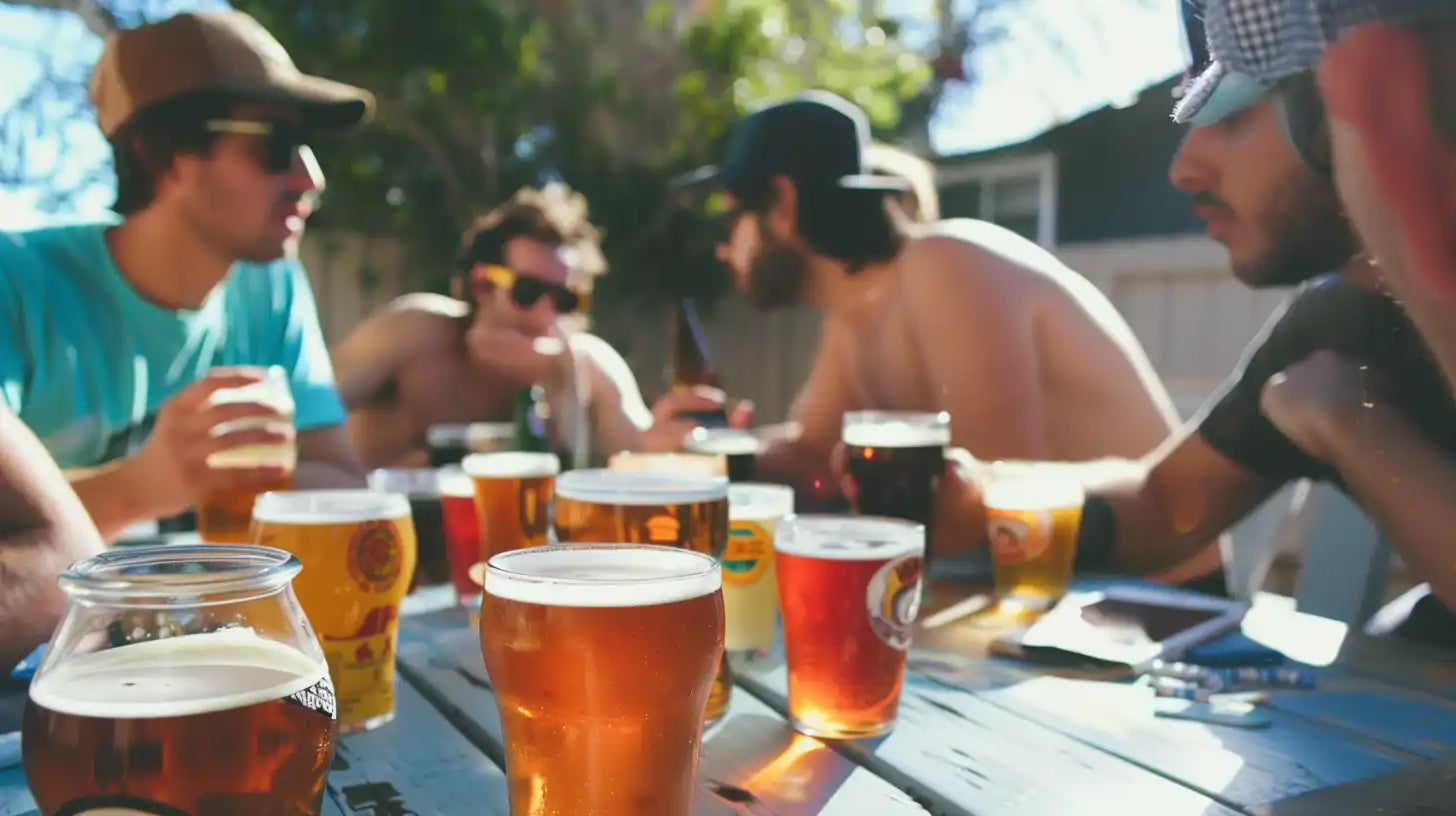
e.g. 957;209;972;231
0;218;346;469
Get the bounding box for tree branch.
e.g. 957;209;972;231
1;0;119;37
371;94;476;226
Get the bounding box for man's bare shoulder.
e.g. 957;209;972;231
383;292;471;321
342;293;466;353
906;219;1067;279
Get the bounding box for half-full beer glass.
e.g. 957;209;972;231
553;469;733;723
480;544;724;816
685;427;761;482
198;366;296;543
463;452;559;561
843;410;948;572
983;473;1084;610
23;545;337;814
724;483;794;655
252;490;417;732
776;515;925;739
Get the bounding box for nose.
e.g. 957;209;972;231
285;145;325;195
1168;127;1214;194
522;293;559;333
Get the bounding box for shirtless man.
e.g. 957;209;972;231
680;91;1217;583
333;184;723;468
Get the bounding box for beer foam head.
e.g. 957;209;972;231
253;489;411;524
207;366;293;412
556;468;727;506
981;474;1084;511
437;464;474;498
729;483;795;521
29;628;324;720
485;544;721;607
607;452;726;476
462;452;561;480
774;515;924;561
841;411;950;449
686;428;762;457
367;468;439;498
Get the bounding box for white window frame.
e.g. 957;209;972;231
937;152;1058;248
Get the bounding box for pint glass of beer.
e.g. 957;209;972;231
553;469;733;723
686;428;762;482
983;473;1084;610
463;451;559;560
437;465;484;609
775;515;925;739
252;490;418;732
197;366;296;543
723;483;794;655
23;544;337;814
480;544;724;816
842;410;948;569
368;467;448;588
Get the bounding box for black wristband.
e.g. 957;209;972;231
1074;494;1116;573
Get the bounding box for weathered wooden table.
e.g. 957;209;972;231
3;579;1453;815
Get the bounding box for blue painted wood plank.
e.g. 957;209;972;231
1262;690;1456;759
733;658;1239;816
398;609;929;815
0;764;35;816
1252;751;1456;815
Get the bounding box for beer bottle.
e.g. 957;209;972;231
667;298;728;428
512;385;552;453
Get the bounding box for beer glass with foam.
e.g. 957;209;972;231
775;515;925;739
480;544;724;816
197;366;295;543
251;490;418;732
553;469;733;724
23;544;337;814
842;410;948;574
723;483;794;656
982;472;1084;612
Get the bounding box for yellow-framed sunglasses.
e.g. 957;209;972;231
467;264;590;314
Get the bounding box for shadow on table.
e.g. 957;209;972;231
701;713;869;816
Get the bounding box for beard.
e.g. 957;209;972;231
744;215;812;310
1233;169;1359;287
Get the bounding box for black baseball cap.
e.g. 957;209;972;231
674;90;908;195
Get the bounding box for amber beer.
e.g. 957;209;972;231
462;452;559;561
252;490;418;732
775;515;925;739
198;366;296;543
23;544;336;814
480;545;724;816
686;428;761;482
553;469;733;723
843;410;949;568
983;474;1084;608
24;630;336;814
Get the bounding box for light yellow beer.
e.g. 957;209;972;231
251;490;418;731
983;475;1084;609
724;484;794;654
198;367;296;543
462;452;559;560
553;469;733;723
608;450;727;477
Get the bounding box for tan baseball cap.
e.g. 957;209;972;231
89;10;375;138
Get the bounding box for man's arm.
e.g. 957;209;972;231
295;424;368;488
0;406;105;668
566;333;726;455
755;322;857;504
899;235;1051;459
330;305;408;410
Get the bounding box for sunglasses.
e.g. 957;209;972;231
204;119;314;174
470;264;588;314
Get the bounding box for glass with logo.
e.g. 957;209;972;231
251;489;418;731
983;472;1084;612
553;469;733;724
723;484;794;656
775;515;925;739
23;544;337;814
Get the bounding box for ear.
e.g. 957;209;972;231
767;175;799;240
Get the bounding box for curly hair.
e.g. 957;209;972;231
455;183;606;287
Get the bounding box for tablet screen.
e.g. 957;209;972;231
1079;598;1223;644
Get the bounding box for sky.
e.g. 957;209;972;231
0;0;1189;226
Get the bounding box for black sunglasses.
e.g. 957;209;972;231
204;119;312;174
471;264;586;314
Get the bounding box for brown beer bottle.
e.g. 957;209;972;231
667;298;727;428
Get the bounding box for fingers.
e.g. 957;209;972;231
830;442;859;508
198;399;290;431
200;424;295;461
728;400;755;429
172;367;271;409
651;389;727;422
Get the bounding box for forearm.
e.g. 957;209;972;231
0;526;93;668
67;461;169;542
1323;406;1456;607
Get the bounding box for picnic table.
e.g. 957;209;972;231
3;576;1454;815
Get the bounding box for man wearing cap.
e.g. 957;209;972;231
0;10;369;540
685;91;1220;584
926;0;1456;647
